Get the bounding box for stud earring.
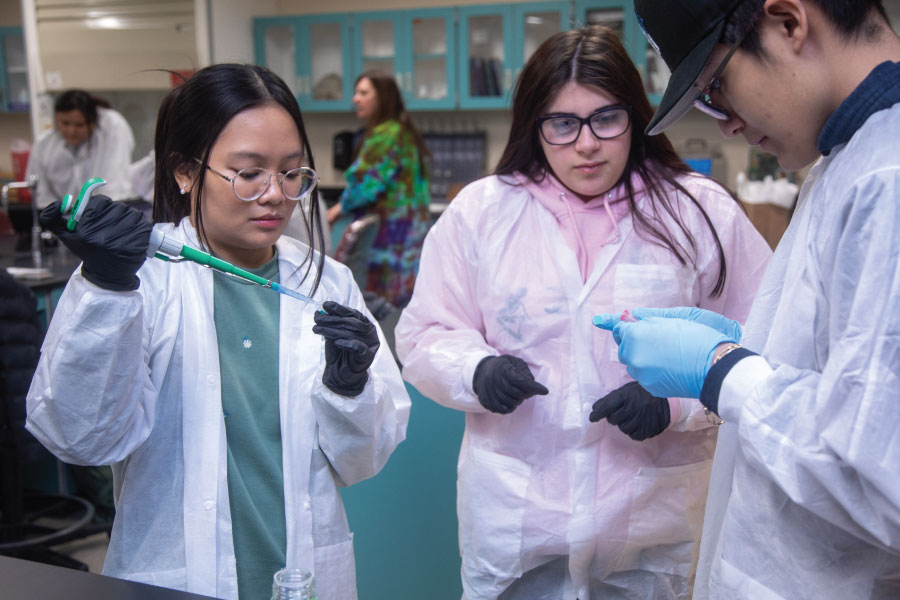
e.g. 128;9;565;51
179;185;187;195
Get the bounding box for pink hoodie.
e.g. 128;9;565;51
517;171;646;282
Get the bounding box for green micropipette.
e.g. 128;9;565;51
148;228;322;307
61;178;324;309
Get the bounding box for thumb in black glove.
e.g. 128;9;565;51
40;194;152;291
472;355;549;415
312;300;380;397
589;381;670;441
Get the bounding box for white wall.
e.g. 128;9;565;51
211;0;278;63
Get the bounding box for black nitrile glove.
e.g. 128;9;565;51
472;355;549;415
589;381;670;440
312;300;380;397
39;195;152;291
362;291;394;321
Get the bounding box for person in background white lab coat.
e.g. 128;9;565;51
26;64;410;600
27;89;136;208
396;26;771;600
595;0;900;597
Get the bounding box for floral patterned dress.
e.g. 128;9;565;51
340;119;431;307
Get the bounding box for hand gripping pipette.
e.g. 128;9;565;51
60;178;323;308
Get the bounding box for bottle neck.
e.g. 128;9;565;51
271;568;317;600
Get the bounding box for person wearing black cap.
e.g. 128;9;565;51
594;1;900;598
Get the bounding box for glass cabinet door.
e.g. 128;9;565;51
583;4;626;39
0;30;28;112
355;14;398;79
351;11;455;111
514;3;569;82
298;15;352;110
643;46;670;103
255;16;352;111
406;9;455;110
575;0;663;104
253;20;301;96
458;5;513;108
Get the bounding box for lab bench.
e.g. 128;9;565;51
0;555;216;599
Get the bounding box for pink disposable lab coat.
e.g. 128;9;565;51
396;171;771;599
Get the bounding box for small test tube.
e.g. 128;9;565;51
620;310;638;322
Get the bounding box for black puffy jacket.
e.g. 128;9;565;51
0;268;45;462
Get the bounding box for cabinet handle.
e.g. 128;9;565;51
406;72;412;94
504;68;512;91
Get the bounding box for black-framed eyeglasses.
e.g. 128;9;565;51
198;159;319;202
693;24;753;121
536;105;633;145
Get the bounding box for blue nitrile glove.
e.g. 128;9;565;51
312;301;380;397
472;355;549;414
592;307;742;344
631;307;742;340
589;381;669;440
593;316;738;398
39;195;151;291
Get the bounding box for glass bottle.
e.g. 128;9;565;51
271;568;317;600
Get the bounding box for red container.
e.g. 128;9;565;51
10;146;31;203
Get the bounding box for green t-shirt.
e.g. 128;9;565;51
213;254;286;600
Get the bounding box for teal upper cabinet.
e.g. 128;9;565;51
352;9;456;110
573;0;669;105
458;2;569;109
254;15;353;112
0;27;29;113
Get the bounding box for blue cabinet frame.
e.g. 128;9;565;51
458;2;569;109
351;9;457;111
574;0;663;105
254;15;353;112
254;1;661;111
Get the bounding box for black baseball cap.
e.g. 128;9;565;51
635;0;747;135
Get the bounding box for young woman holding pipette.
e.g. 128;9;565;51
27;63;410;600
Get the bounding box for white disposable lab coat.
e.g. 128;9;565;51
26;219;410;600
694;103;900;598
27;107;136;208
396;172;771;599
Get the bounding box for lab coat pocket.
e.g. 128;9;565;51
314;536;357;600
623;459;712;577
127;567;188;590
458;446;531;579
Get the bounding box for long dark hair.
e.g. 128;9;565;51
354;70;429;172
54;90;110;127
496;26;732;296
152;63;324;293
